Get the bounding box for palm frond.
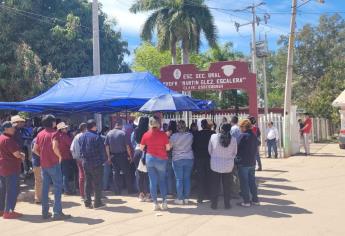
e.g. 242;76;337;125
140;10;161;41
130;0;172;13
185;4;217;48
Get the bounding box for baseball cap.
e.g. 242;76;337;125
1;121;13;130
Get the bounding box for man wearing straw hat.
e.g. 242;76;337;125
10;115;28;175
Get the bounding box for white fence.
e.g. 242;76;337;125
258;113;284;158
163;112;332;158
311;117;331;142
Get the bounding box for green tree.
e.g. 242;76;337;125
261;48;287;108
132;42;173;77
0;0;130;101
305;61;345;122
274;14;345;107
0;42;59;101
130;0;217;64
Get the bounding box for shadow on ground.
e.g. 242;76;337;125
62;201;81;208
99;205;142;214
18;214;104;225
261;169;289;173
168;174;311;218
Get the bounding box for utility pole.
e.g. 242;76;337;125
92;0;100;76
92;0;102;130
234;2;266;115
262;33;269;117
251;4;257;74
283;0;324;157
234;2;265;73
283;0;297;157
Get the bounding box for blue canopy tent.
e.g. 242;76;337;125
0;72;214;113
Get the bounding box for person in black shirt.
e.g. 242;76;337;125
192;119;215;204
79;120;106;209
237;119;259;207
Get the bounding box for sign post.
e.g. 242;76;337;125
160;61;258;118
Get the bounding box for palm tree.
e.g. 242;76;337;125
130;0;217;64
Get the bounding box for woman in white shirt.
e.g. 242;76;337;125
208;123;237;210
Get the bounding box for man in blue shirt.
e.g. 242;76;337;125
230;116;241;144
79;120;106;209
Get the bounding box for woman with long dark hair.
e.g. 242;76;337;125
133;117;150;202
208;123;237;209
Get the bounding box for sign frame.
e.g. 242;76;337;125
160;61;258;117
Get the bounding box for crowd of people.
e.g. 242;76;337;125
1;112;302;220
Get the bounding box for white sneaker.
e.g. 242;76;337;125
174;199;184;205
138;193;145;202
153;203;161;211
161;201;168;210
183;199;189;205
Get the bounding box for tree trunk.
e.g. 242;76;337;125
182;39;190;64
182;48;189;64
232;89;239;115
171;42;177;65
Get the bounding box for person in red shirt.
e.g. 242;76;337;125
300;113;313;155
33;115;71;221
140;116;170;211
0;121;25;219
53;122;75;195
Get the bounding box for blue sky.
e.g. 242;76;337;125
99;0;345;62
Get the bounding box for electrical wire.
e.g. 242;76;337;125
0;3;106;33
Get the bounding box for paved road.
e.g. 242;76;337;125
1;143;344;236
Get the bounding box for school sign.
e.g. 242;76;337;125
160;61;258;117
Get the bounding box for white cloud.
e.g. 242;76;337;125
100;0;149;36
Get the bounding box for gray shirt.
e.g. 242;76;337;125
70;133;83;160
170;132;194;161
105;128;127;154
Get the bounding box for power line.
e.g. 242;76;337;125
0;3;106;33
184;0;345;16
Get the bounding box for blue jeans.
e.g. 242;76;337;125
146;154;168;203
61;159;76;194
256;149;262;169
0;174;19;212
172;159;193;200
42;164;63;216
267;139;278;158
238;166;258;204
103;162;112;191
166;158;176;195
